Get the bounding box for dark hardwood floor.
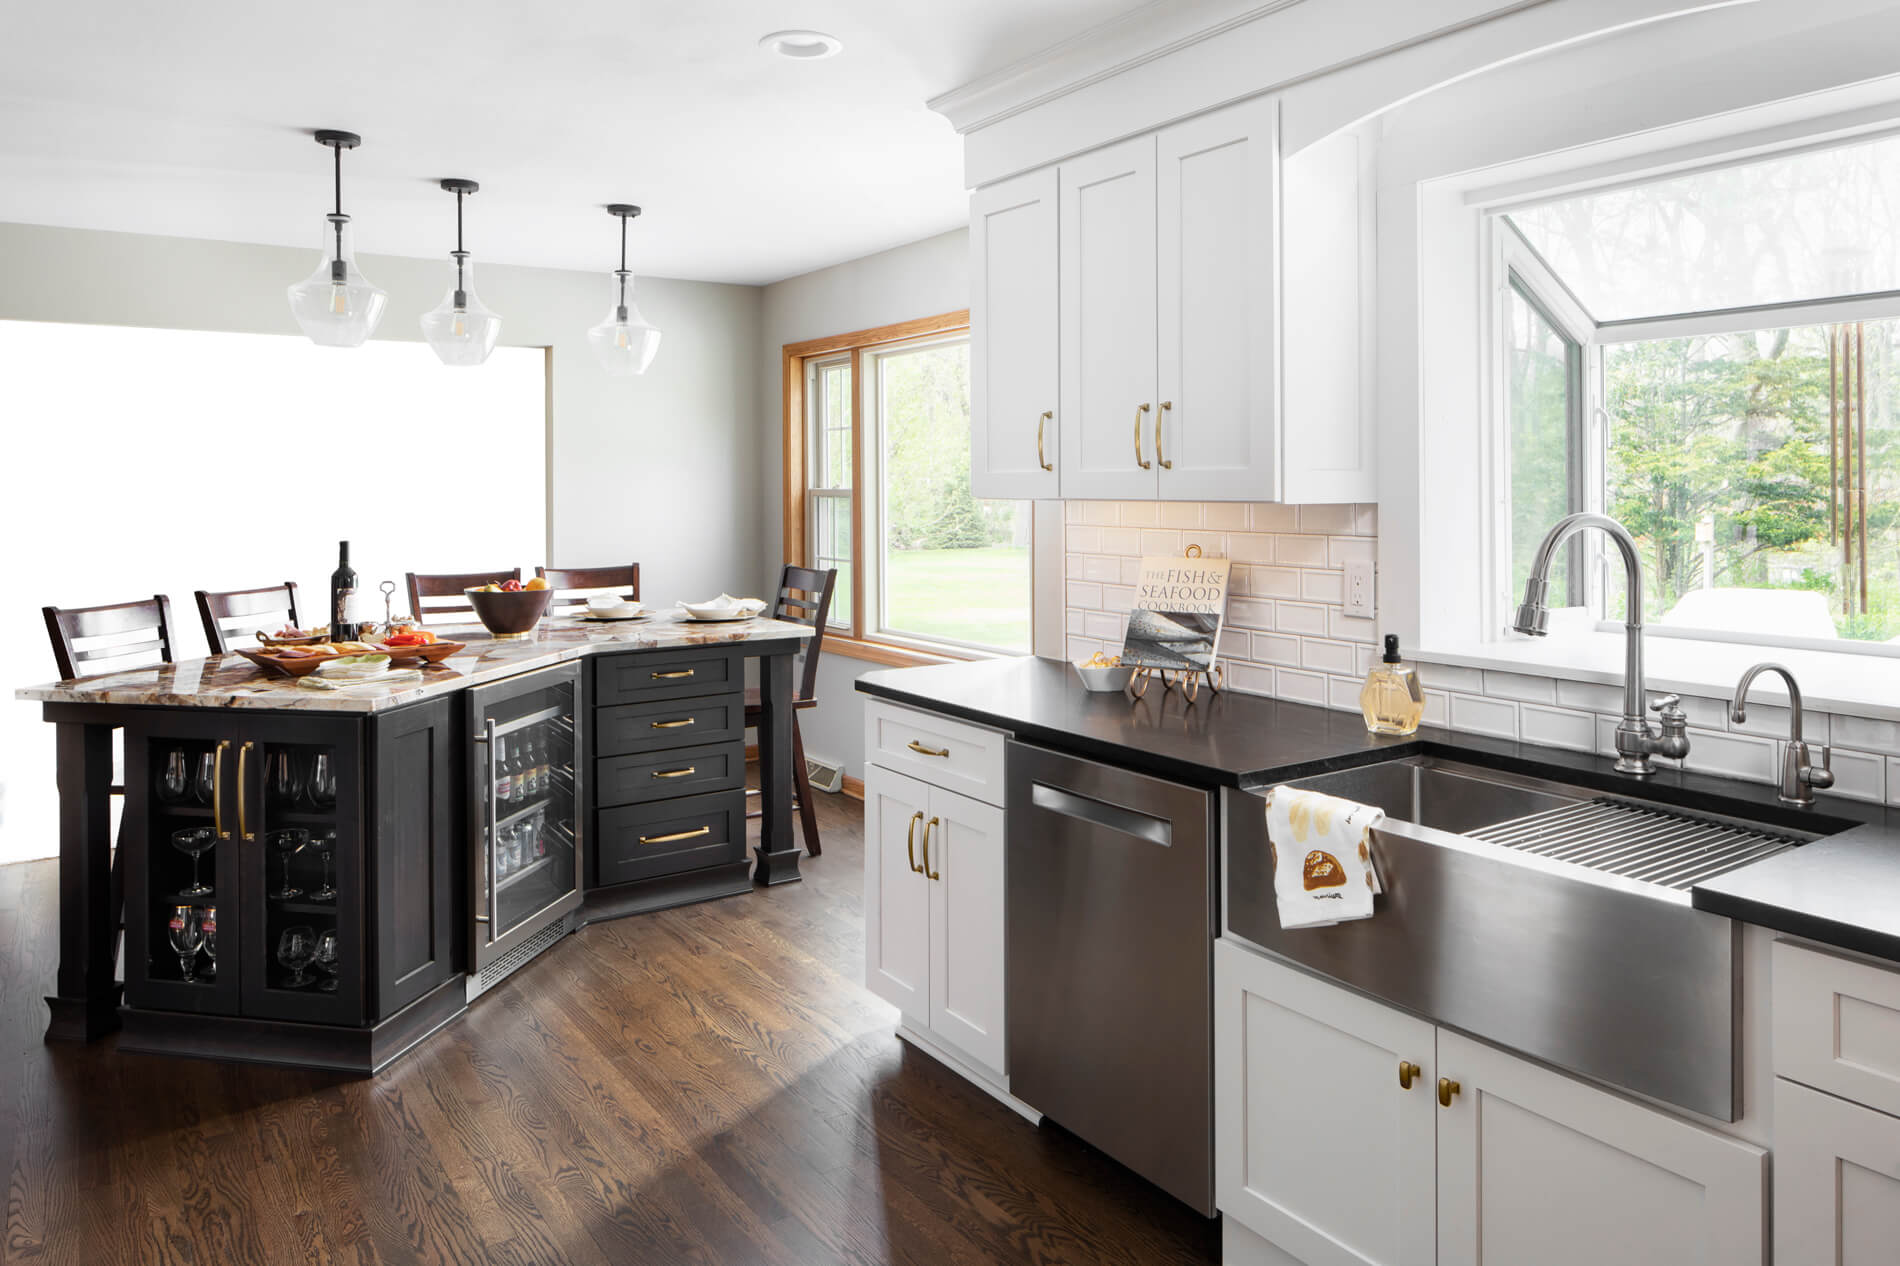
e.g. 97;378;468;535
0;787;1221;1265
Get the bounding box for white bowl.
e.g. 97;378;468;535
1072;661;1136;692
585;594;623;613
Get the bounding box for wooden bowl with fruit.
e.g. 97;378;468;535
464;578;552;639
375;627;466;665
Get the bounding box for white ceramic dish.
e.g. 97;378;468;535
582;610;651;622
681;595;767;621
1072;661;1136;692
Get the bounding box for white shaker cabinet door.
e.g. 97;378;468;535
1434;1029;1766;1266
863;766;932;1023
1059;135;1159;501
970;167;1061;500
925;786;1007;1076
1774;1077;1900;1266
1156;95;1279;502
1215;941;1437;1266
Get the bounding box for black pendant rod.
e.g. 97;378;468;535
606;204;642;315
314;130;362;273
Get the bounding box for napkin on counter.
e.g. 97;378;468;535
1263;785;1385;930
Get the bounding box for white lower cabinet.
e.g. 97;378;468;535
1216;940;1767;1266
863;763;1008;1077
1774;1078;1900;1266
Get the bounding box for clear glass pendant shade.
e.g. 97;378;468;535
419;254;501;366
588;271;662;375
287;215;387;347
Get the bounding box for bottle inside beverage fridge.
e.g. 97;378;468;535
329;541;359;641
494;735;515;804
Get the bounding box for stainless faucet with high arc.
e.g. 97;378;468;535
1731;662;1835;806
1513;512;1690;776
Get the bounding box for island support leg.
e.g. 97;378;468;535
752;649;802;885
45;721;121;1041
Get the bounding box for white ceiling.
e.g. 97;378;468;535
0;0;1157;285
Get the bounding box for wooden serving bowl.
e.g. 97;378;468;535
464;588;551;639
235;647;344;678
375;640;465;665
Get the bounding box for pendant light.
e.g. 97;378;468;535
286;130;387;347
420;179;501;366
588;204;662;375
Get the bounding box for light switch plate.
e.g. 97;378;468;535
1345;560;1375;618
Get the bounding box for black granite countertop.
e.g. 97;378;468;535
857;656;1900;964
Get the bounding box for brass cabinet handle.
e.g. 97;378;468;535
652;668;695;680
237;741;255;841
650;717;695;729
640;826;710;845
1399;1060;1420;1091
1134;402;1152;469
906;739;949;758
905;811;924;874
1037;410;1054;472
922;816;941;880
212;739;230;841
1157;401;1174;469
653;767;697;779
1438;1077;1461;1108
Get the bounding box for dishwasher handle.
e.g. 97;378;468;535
1030;782;1173;846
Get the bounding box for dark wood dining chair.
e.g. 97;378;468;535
536;564;641;615
406;569;522;626
43;595;178;681
194;582;301;654
744;565;837;857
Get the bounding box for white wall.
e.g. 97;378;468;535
757;229;970;782
1;220;762;862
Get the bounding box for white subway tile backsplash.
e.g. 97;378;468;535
1888;758;1900;806
1066;580;1102;608
1067;525;1102;553
1119;502;1160;527
1423;689;1449;727
1067;634;1105;660
1302;638;1357;675
1082;554;1120;583
1227;661;1275;695
1351;504;1379;536
1327;610;1377;643
1160;502;1203;528
1481;670;1556;705
1275;535;1330;567
1831;714;1900;753
1102;526;1142;555
1249;566;1301;598
1555;680;1624;713
1204;503;1248;530
1228;598;1277;632
1327;675;1363;712
1823;746;1885;803
1120;556;1144;585
1225;533;1274;562
1328;536;1375;568
1081;502;1119;525
1519;703;1595;752
1102;584;1136;613
1450;693;1518;739
1066;501;1089;524
1276;668;1328;706
1728;701;1826;745
1275;602;1329;636
1251;632;1302;667
1420;663;1485;694
1301;570;1346;604
1681;728;1778;784
1139;529;1182;555
1298;504;1356;535
1084;611;1124;641
1250;504;1298;532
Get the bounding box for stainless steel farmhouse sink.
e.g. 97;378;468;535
1224;757;1839;1121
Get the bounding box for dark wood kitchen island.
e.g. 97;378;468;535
15;614;812;1070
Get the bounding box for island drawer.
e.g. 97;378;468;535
865;698;1007;807
596;692;744;757
594;648;741;704
1773;938;1900;1116
596;740;746;808
595;791;748;885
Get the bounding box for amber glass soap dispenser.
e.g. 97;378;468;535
1361;634;1424;735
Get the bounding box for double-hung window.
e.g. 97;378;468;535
785;312;1033;662
1493;126;1900;654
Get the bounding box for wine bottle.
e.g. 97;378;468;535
495;735;515;804
329;541;359;641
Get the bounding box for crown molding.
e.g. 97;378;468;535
926;0;1305;134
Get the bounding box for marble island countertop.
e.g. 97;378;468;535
17;612;813;714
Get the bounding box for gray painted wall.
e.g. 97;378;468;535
757;228;971;783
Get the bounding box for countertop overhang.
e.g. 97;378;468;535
17;615;813;714
857;656;1900;964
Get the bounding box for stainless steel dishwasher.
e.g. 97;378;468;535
1006;741;1216;1215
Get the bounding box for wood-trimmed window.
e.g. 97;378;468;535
782;309;1034;667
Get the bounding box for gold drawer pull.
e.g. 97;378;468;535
1134;402;1152;469
652;668;696;680
1438;1077;1461;1108
1037;410;1054;472
651;718;695;729
212;739;230;841
905;811;924;874
1399;1060;1420;1091
640;826;711;845
237;741;255;841
1157;401;1173;470
653;767;697;779
907;740;949;758
922;816;941;881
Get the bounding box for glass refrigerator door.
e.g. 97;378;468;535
473;663;582;963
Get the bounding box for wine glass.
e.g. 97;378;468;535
268;828;309;900
308;751;337;811
192;751;217;806
277;925;316;988
171;826;214;896
167;904;204;983
313;929;340;993
266;749;304;811
157;749;189;805
198;906;218;979
310;829;337;902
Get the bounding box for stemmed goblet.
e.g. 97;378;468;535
171;826;214;896
266;749;303;812
307;752;337;812
192;751;217;806
198;906;218;979
167;904;205;983
157;749;189;805
310;829;338;902
268;828;309;900
313;929;340;993
277;925;316;988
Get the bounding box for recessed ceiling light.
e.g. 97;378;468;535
759;29;842;60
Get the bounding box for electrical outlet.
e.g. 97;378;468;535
1345;560;1375;619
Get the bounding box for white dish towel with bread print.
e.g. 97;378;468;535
1263;786;1385;929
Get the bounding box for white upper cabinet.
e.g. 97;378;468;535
1157;95;1280;501
969;169;1061;501
1059;136;1160;501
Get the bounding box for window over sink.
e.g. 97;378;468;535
784;312;1032;662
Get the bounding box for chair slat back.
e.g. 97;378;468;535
195;582;301;654
771;565;836;705
405;569;522;626
536;564;641;614
44;596;177;680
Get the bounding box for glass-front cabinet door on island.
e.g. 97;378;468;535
124;711;365;1026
